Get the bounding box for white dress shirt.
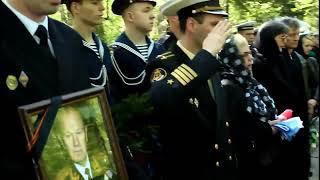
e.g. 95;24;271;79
74;155;93;180
2;0;55;55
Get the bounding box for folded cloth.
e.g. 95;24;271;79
276;109;293;121
273;117;304;141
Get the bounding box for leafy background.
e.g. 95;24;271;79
50;0;319;44
48;0;318;173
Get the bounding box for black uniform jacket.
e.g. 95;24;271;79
108;32;165;103
213;75;282;180
146;44;238;180
0;1;91;178
79;33;115;104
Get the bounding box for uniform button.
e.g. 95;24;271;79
216;161;220;167
228;156;232;160
225;121;230;127
228;139;232;144
214;144;219;150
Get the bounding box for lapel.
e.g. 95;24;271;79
143;34;165;61
171;43;190;64
48;18;69;92
272;64;291;88
0;1;43;66
271;59;299;98
48;19;90;94
290;52;303;73
70;165;83;180
0;2;58;96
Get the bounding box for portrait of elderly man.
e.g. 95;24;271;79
54;106;117;180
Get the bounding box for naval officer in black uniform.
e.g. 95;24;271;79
146;0;234;179
236;20;261;60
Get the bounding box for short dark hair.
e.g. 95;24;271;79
279;16;300;29
65;0;82;13
178;13;205;33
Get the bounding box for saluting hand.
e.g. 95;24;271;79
202;20;232;56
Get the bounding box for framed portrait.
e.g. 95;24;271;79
18;87;128;180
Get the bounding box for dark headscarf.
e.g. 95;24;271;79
219;35;277;122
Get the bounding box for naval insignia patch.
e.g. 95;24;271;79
151;68;167;82
6;75;18;90
19;71;29;88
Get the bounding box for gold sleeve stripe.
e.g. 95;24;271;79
177;66;194;80
171;71;187;86
174;69;191;83
180;64;198;78
161;51;172;56
165;54;175;59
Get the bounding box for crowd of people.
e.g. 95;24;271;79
0;0;318;179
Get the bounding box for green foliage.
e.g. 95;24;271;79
111;93;153;128
222;0;319;32
50;6;72;25
99;15;124;44
51;0;319;43
111;93;155;152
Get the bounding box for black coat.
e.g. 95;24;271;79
0;1;91;178
146;44;237;180
253;49;310;179
212;74;282;180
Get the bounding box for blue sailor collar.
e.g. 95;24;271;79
81;33;108;88
114;32;155;63
116;32;152;48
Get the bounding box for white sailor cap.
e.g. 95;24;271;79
236;21;256;31
161;0;228;17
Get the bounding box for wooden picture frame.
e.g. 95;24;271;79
18;87;128;180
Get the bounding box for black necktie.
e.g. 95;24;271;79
35;25;53;57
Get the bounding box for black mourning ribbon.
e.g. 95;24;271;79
30;96;62;162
